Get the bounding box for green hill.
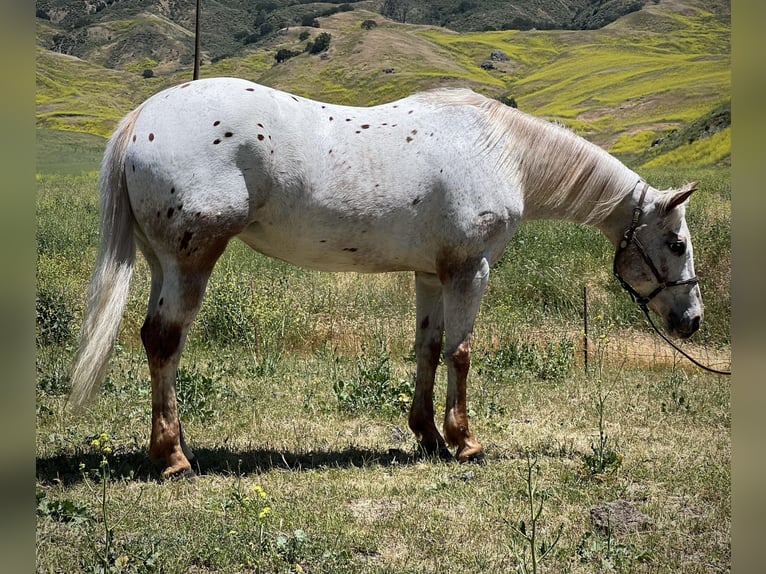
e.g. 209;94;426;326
35;0;730;169
35;0;655;70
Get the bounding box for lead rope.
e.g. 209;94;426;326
639;304;731;376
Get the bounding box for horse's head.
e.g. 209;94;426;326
611;181;703;340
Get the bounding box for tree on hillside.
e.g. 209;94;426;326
305;32;331;54
381;0;412;23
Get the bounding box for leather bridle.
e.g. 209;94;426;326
612;181;699;310
611;181;730;376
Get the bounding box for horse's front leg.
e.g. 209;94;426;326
441;257;490;462
409;272;450;458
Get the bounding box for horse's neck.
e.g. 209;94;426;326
515;124;639;231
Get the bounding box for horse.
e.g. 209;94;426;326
68;77;703;478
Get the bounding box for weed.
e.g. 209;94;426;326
576;530;652;572
660;367;693;414
176;366;223;423
583;381;624;477
36;346;72;396
275;529;309;566
36;286;75;346
197;266;259;347
505;451;563;574
333;340;414;416
476;337;574;383
582;319;624;477
37;492;90;524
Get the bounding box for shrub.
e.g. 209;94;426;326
197;268;258;347
498;94;518;108
275;48;300;64
361;19;377;30
36;287;74;346
333;342;414;416
176;367;223;422
305;32;331;54
476;338;574;383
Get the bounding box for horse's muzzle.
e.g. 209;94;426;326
667;311;702;340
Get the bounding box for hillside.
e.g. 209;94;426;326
35;0;730;168
35;0;655;71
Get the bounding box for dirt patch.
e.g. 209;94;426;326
590;499;653;534
348;498;403;523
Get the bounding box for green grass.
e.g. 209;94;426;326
35;3;730;571
35;129;106;175
36;343;730;573
35;152;730;573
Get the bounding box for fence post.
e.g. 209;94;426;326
193;0;201;80
583;285;588;374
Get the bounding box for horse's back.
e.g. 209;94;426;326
122;78;522;273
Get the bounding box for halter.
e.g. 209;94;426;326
612;181;730;376
612;181;699;309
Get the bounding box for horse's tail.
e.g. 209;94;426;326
68;106;143;409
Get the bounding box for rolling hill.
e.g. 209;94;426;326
35;0;653;70
35;0;730;168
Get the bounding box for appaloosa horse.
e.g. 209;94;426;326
69;78;702;477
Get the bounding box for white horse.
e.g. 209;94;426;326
69;78;702;478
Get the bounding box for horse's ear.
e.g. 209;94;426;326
662;181;698;213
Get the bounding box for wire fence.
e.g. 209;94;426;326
487;285;732;375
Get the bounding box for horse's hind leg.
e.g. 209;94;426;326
140;249;223;478
409;272;450;458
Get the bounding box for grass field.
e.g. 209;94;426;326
35;152;730;572
35;2;730;571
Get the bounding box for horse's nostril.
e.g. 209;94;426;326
690;314;701;333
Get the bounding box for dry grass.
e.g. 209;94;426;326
35;3;730;564
36;341;730;572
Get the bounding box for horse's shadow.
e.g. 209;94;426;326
35;446;417;486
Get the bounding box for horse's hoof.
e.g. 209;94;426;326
162;466;196;481
457;449;486;465
438;447;456;462
416;442;454;462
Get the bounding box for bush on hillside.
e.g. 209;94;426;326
275;48;300;64
305;32;331;54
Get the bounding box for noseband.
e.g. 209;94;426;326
612;181;699;310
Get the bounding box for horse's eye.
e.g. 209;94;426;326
668;240;686;255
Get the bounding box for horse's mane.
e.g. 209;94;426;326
415;88;640;224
